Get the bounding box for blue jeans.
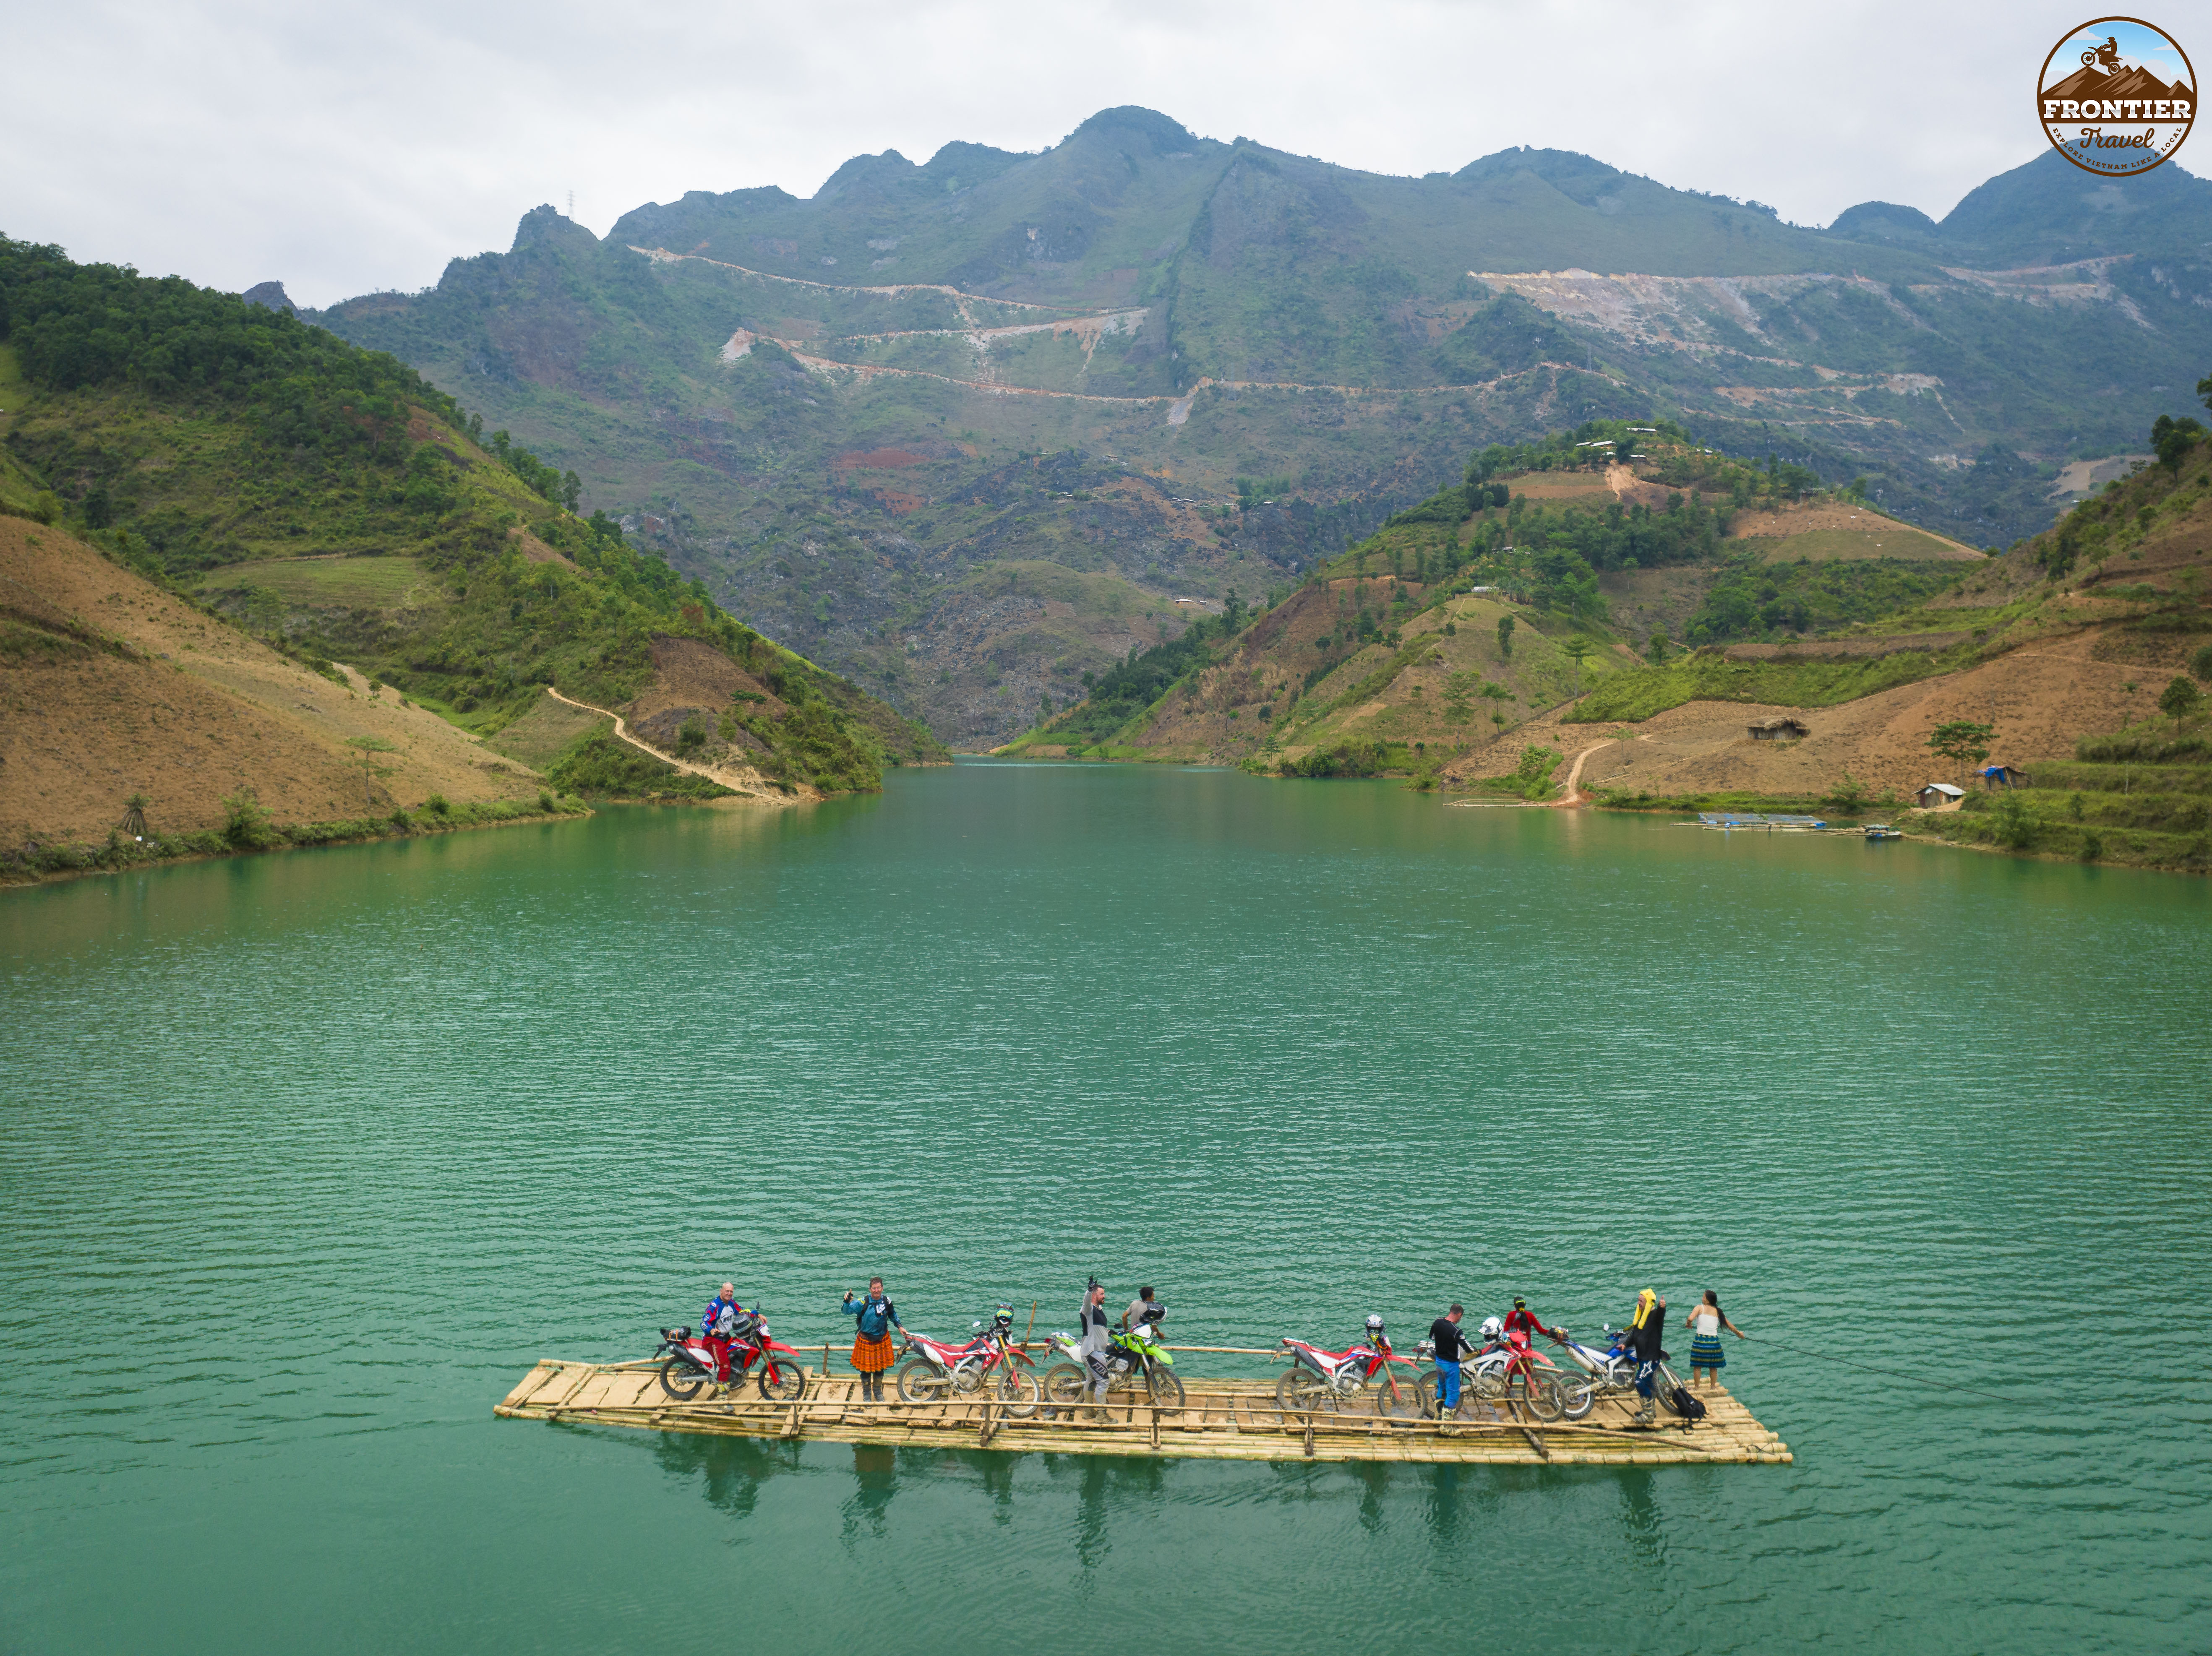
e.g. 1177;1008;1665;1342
1435;1360;1461;1411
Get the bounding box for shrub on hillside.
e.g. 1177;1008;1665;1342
549;732;734;800
220;792;277;850
1282;740;1385;778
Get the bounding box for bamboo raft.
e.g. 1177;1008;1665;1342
496;1357;1792;1467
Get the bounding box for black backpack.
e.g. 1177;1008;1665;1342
1668;1384;1707;1422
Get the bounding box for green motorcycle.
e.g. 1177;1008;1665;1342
1040;1315;1185;1410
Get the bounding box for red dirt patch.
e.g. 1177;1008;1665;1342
833;448;932;470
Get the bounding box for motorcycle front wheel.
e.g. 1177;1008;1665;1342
896;1357;949;1404
1515;1376;1566;1422
1560;1380;1596;1421
657;1357;709;1402
757;1357;806;1402
1042;1362;1089;1405
1375;1371;1424;1420
994;1368;1041;1416
1145;1366;1186;1411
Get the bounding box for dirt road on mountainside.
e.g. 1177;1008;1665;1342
543;686;791;802
1552;740;1616;805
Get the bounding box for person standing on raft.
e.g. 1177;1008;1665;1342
843;1278;904;1403
1627;1288;1667;1425
1684;1289;1744;1389
1428;1304;1470;1417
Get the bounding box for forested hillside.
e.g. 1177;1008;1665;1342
0;237;944;860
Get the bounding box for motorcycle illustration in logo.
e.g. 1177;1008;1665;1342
2038;18;2195;176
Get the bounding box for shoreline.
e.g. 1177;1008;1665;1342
2;802;592;893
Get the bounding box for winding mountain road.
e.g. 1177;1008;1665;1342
544;686;783;801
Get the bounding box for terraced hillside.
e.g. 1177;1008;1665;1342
301;110;2212;746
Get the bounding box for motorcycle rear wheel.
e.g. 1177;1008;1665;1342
896;1357;949;1404
757;1356;807;1402
657;1357;709;1402
1042;1362;1089;1405
1145;1366;1186;1411
1276;1367;1330;1414
995;1368;1041;1416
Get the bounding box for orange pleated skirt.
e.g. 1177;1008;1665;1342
851;1332;896;1374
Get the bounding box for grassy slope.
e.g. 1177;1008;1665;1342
0;243;946;799
1001;417;2212;856
1002;435;1683;767
0;514;589;878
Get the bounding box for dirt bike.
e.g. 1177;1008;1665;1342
895;1309;1040;1414
1539;1325;1643;1419
1416;1332;1570;1422
1274;1334;1423;1418
1567;1324;1697;1422
2080;42;2121;71
1039;1318;1181;1406
654;1312;809;1402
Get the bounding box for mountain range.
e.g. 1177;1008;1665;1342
284;112;2212;745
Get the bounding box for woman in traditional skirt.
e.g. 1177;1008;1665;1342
1683;1289;1745;1389
843;1277;904;1403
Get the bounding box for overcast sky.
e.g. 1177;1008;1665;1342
4;0;2200;307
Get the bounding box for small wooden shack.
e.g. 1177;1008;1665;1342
1915;782;1966;809
1748;716;1810;742
1980;764;2031;790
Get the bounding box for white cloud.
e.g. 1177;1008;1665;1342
0;0;2200;307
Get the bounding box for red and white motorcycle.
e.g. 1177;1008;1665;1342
894;1312;1041;1414
654;1309;809;1402
1274;1316;1424;1418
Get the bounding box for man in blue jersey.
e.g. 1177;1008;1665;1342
702;1282;751;1383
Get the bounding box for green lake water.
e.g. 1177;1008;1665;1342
3;763;2208;1653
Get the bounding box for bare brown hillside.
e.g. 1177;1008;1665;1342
1448;437;2212;801
1445;623;2157;800
0;518;550;844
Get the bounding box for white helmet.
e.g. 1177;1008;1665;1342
1364;1314;1385;1335
1479;1316;1503;1340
